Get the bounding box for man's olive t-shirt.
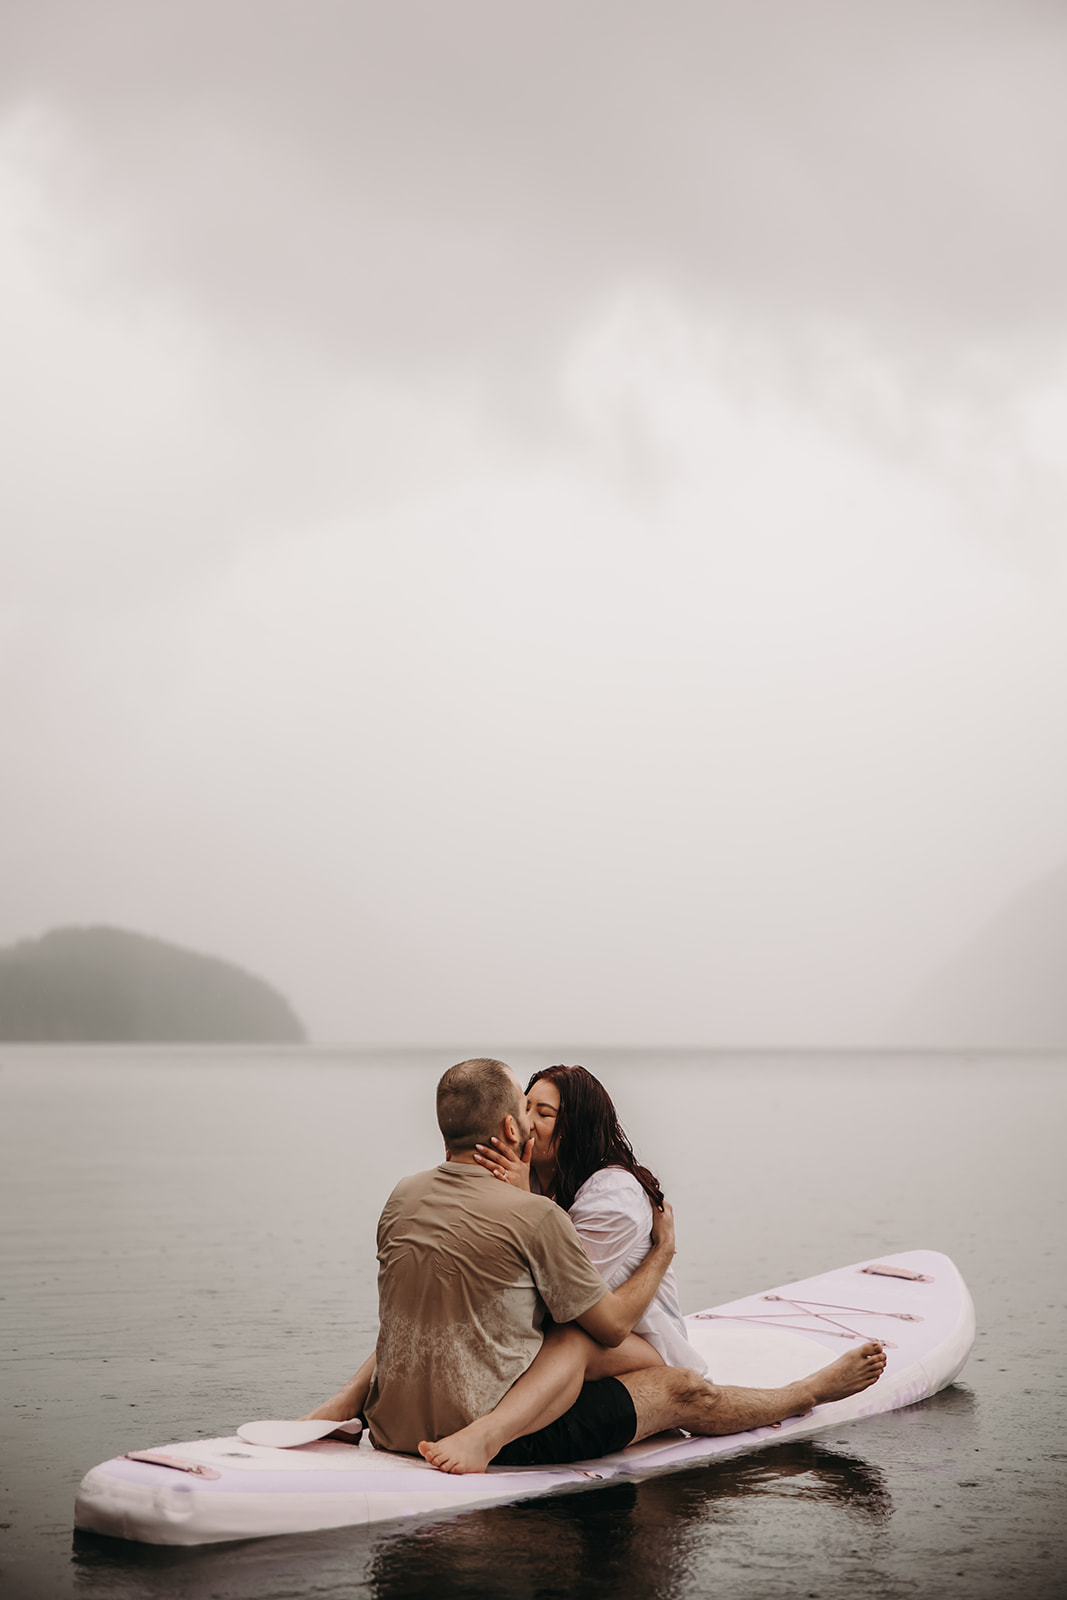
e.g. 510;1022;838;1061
364;1161;607;1454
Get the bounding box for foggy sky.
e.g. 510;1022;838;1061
3;2;1067;1043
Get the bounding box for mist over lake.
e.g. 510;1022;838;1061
5;4;1067;1055
2;1048;1064;1599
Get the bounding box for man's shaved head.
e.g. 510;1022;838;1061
436;1057;523;1155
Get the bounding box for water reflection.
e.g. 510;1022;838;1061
911;1381;976;1418
366;1443;892;1600
69;1442;892;1600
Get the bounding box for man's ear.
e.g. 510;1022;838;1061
501;1112;520;1147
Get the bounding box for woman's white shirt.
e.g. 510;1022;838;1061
567;1167;707;1374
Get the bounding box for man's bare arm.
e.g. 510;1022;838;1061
575;1201;676;1348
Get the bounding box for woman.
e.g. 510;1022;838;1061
475;1064;706;1375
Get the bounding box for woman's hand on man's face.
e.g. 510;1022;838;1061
472;1136;533;1190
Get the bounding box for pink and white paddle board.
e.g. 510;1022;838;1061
74;1248;973;1546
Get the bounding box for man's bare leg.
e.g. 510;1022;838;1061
300;1352;376;1436
618;1341;887;1444
418;1326;663;1474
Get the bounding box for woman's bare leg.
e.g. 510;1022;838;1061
301;1351;376;1429
419;1327;663;1475
585;1333;664;1381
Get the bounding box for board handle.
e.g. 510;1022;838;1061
861;1264;933;1282
125;1450;222;1479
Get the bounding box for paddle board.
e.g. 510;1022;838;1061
74;1247;973;1546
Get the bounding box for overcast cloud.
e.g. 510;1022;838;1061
2;1;1066;1043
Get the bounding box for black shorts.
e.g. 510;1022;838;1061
490;1377;637;1468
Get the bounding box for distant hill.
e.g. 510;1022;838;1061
0;926;305;1043
893;863;1067;1048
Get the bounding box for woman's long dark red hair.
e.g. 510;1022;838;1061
524;1065;665;1214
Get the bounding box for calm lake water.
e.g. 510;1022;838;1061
2;1047;1065;1599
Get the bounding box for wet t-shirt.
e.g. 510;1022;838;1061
568;1167;707;1374
364;1161;607;1454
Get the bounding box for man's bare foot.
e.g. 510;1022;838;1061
418;1422;496;1475
808;1341;886;1404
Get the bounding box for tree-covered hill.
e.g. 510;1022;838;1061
0;926;305;1043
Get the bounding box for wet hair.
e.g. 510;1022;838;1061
437;1058;520;1154
524;1064;664;1213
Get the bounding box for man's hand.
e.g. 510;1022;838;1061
651;1198;676;1261
472;1136;533;1190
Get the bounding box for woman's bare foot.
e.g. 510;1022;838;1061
418;1420;497;1475
807;1341;886;1404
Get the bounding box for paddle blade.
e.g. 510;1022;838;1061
237;1418;362;1448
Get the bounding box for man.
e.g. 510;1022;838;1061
309;1058;886;1472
